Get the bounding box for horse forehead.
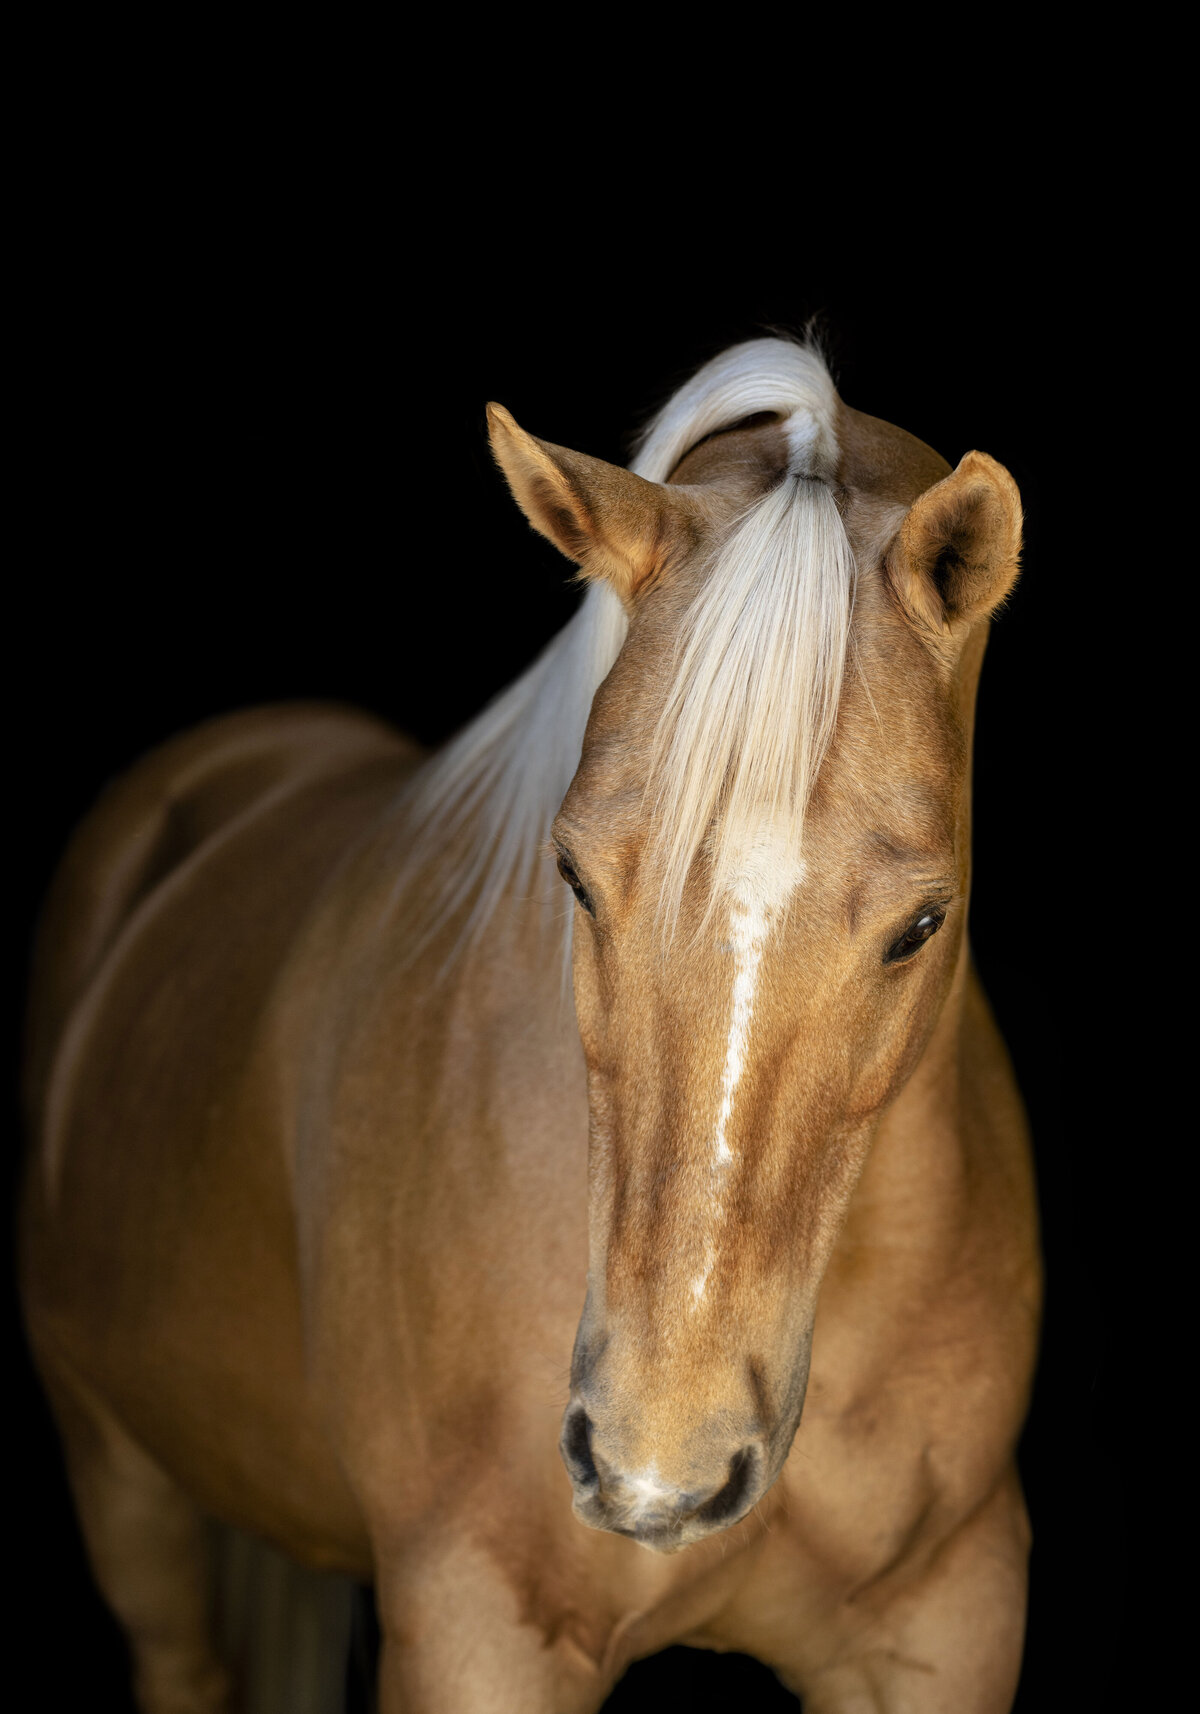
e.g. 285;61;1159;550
834;402;952;503
722;819;806;917
661;399;951;519
665;416;791;491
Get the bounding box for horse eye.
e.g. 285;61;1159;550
556;851;595;917
884;908;945;965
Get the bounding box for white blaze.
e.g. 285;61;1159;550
691;824;804;1305
624;1465;677;1516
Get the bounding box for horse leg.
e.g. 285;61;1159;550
375;1539;606;1714
790;1474;1030;1714
42;1362;232;1714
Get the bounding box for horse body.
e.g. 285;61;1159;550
21;341;1040;1712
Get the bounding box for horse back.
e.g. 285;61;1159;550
25;702;420;1129
20;704;423;1567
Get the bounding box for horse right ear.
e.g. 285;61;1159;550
885;451;1023;637
486;403;703;606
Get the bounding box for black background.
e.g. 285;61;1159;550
10;141;1134;1711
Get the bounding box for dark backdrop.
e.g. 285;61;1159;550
11;179;1129;1711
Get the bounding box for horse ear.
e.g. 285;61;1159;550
486;403;698;604
885;451;1023;636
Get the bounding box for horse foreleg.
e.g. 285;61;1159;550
41;1362;232;1714
375;1538;607;1714
789;1474;1031;1714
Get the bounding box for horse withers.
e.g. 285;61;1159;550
21;339;1041;1712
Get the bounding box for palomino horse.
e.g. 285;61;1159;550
21;338;1040;1713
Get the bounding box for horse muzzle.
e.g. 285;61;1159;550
559;1400;769;1550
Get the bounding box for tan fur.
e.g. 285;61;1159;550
21;355;1040;1713
487;402;715;606
885;450;1023;637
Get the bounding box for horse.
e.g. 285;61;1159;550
20;337;1041;1713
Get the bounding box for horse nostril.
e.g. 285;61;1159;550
694;1444;758;1527
561;1404;599;1490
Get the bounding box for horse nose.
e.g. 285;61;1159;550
560;1400;600;1490
559;1403;765;1546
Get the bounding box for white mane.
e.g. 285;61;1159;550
637;342;855;937
392;337;855;961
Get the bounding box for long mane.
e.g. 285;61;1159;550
392;337;855;961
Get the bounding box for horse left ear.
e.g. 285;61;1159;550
486;402;700;605
886;451;1023;635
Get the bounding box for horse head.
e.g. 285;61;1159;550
488;341;1022;1551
